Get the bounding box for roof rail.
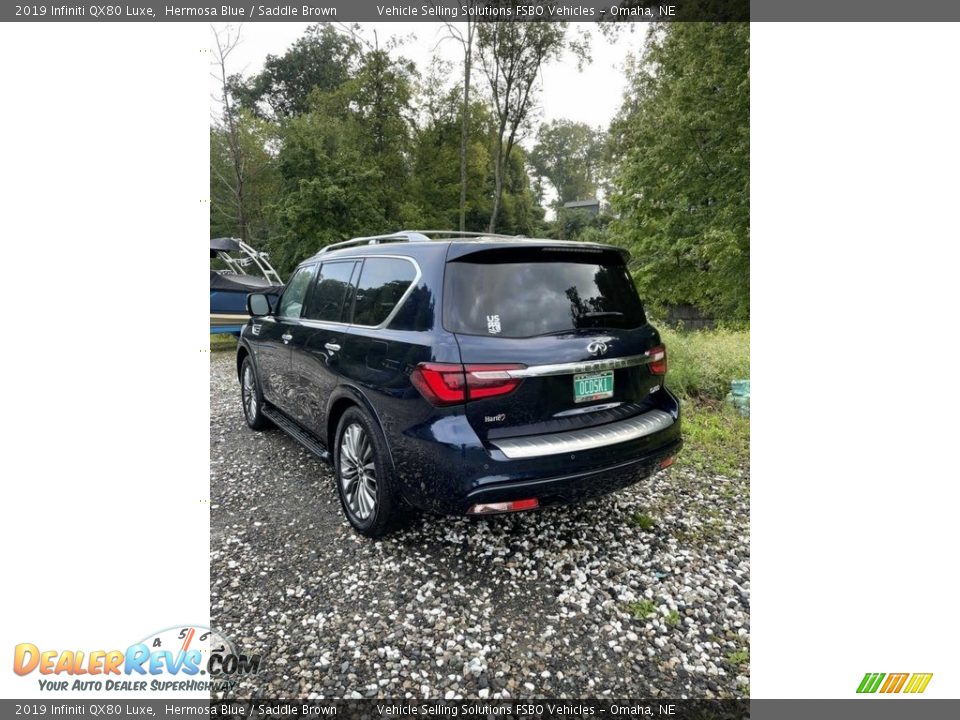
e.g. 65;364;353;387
317;229;522;254
401;229;520;239
317;232;431;254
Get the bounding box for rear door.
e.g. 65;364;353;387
443;245;666;444
337;255;423;388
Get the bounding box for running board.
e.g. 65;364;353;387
262;405;332;464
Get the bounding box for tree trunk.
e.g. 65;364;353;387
489;131;504;233
459;36;471;233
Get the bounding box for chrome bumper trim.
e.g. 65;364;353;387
490;409;675;459
470;350;660;379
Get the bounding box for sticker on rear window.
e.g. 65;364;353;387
486;314;501;334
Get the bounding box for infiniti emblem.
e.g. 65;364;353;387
587;340;608;356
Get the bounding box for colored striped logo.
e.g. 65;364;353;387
857;672;933;694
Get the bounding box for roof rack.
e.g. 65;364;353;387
406;230;519;239
317;229;520;254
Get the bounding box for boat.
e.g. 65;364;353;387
210;237;284;335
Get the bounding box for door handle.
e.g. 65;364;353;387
282;333;292;344
324;342;341;352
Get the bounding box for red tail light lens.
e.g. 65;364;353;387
467;498;539;515
647;345;667;375
411;363;525;406
410;363;467;406
463;364;524;400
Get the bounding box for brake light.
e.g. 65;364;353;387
647;345;667;375
411;363;525;406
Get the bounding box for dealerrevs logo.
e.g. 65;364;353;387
13;625;260;693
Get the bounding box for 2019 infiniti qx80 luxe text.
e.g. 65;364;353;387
237;231;682;537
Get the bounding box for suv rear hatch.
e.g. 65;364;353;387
440;243;669;446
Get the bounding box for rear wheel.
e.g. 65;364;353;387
334;407;398;538
240;356;269;430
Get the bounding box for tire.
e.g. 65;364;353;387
334;406;399;538
240;356;270;430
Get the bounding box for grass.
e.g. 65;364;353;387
658;327;750;476
210;334;238;352
726;648;750;666
659;327;750;402
626;600;657;620
677;402;750;476
630;513;656;531
665;610;681;627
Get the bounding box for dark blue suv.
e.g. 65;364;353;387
237;231;681;537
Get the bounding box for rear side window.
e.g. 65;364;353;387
352;257;418;327
277;264;317;318
443;248;645;338
304;261;356;322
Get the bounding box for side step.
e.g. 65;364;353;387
262;405;332;464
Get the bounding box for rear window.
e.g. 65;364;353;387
443;248;646;338
352;257;418;327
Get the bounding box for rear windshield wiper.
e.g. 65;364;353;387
579;311;624;319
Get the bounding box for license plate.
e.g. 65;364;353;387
573;370;614;403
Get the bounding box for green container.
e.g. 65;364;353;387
726;379;750;416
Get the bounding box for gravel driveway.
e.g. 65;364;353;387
210;350;750;699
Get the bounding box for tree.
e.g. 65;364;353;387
266;40;418;272
476;19;583;232
232;23;360;119
210;115;278;242
439;8;479;231
410;59;490;229
609;22;749;322
530;119;604;206
210;25;278;243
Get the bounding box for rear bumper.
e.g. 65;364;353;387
462;437;682;514
390;388;682;515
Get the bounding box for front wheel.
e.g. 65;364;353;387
334;407;399;538
240;356;270;430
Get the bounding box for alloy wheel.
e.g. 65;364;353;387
242;365;257;420
339;423;377;521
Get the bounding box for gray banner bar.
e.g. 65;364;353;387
2;699;959;719
2;1;746;23
5;0;960;22
3;0;740;23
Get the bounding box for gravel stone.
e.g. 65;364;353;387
210;352;750;699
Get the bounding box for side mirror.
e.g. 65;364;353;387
247;293;272;317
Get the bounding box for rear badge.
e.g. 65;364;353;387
484;413;506;423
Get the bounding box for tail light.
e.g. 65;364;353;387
410;363;525;406
647;345;667;375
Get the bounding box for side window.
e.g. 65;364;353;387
277;265;316;319
352;257;418;327
304;261;356;322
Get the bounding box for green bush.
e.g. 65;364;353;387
659;327;750;401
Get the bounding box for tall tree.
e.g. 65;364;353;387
232;23;360;119
440;8;478;232
210;25;274;243
476;19;581;232
529;119;604;206
609;22;749;321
